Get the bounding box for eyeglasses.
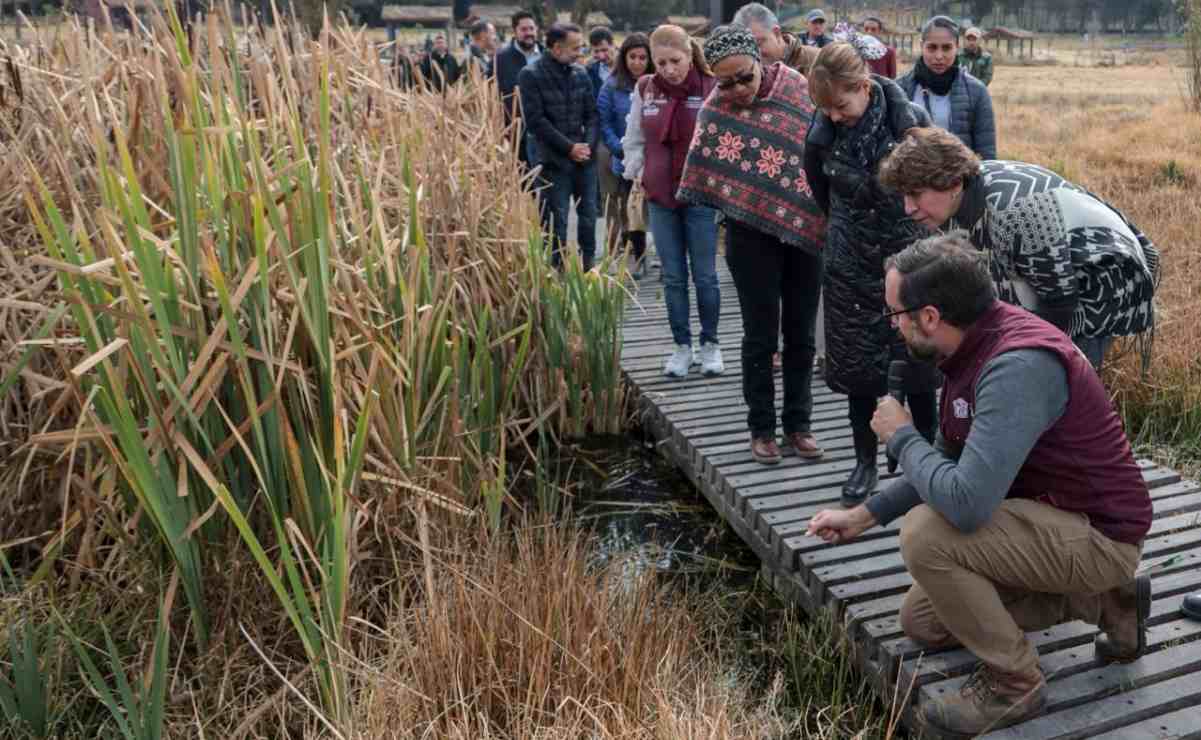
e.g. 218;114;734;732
882;303;931;321
716;68;756;90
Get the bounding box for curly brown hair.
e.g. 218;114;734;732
878;127;982;195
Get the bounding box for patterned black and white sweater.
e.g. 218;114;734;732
948;161;1160;340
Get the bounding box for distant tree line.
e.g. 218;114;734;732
948;0;1185;33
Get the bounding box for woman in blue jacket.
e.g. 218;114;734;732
598;33;654;277
896;16;996;159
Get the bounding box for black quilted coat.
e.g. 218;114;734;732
803;77;940;398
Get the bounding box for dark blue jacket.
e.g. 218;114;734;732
495;41;541;123
896;69;996;159
597;76;632;175
800;32;834;47
586;60;609;98
517;55;599;172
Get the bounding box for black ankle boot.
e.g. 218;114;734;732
841;422;878;508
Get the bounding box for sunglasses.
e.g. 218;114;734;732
811;18;826;24
716;68;756;91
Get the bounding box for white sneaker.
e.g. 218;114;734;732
698;342;724;376
663;344;693;378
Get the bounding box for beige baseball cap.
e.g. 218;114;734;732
964;26;983;39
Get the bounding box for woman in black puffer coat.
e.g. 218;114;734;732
804;43;940;508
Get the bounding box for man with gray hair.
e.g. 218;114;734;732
732;2;820;72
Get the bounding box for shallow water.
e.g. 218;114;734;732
562;434;762;585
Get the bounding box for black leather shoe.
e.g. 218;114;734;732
1095;574;1151;663
1184;592;1201;621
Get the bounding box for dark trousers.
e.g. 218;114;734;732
538;161;598;269
848;391;939;444
725;221;823;438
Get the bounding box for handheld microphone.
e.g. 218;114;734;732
886;361;907;473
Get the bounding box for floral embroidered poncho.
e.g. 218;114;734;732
677;63;826;253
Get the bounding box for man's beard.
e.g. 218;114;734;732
517;37;536;51
905;327;941;364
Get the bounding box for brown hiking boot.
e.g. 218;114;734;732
783;432;824;459
750;436;782;465
1095;574;1151;663
922;663;1046;736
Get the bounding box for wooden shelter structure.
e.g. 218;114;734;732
851;15;920;57
984;26;1037;58
470;4;523;30
381;4;452;28
556;10;613;28
665;14;711;35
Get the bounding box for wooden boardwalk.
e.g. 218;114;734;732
622;263;1201;739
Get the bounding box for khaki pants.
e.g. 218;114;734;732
899;499;1141;679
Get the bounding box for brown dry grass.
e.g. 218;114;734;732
354;521;801;739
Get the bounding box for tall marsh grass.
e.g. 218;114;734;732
1;7;628;735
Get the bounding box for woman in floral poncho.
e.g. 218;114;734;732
677;25;827;466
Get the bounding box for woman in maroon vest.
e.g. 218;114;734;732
622;25;722;379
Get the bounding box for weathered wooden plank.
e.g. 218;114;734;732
1085;705;1201;739
645;383;842;410
673;407;852;434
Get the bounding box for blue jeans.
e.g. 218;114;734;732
538;161;598;269
648;202;719;346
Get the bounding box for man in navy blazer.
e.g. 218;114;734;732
495;9;543;164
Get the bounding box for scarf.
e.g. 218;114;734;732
837;81;888;171
677;63;826;252
912;57;958;96
656;66;706;193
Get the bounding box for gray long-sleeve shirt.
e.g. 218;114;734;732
864;349;1070;531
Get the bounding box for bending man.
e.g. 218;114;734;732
808;234;1152;735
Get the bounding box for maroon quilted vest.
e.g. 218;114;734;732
637;73;715;209
939;301;1151;545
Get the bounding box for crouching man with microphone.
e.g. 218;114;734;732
808;233;1152;735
